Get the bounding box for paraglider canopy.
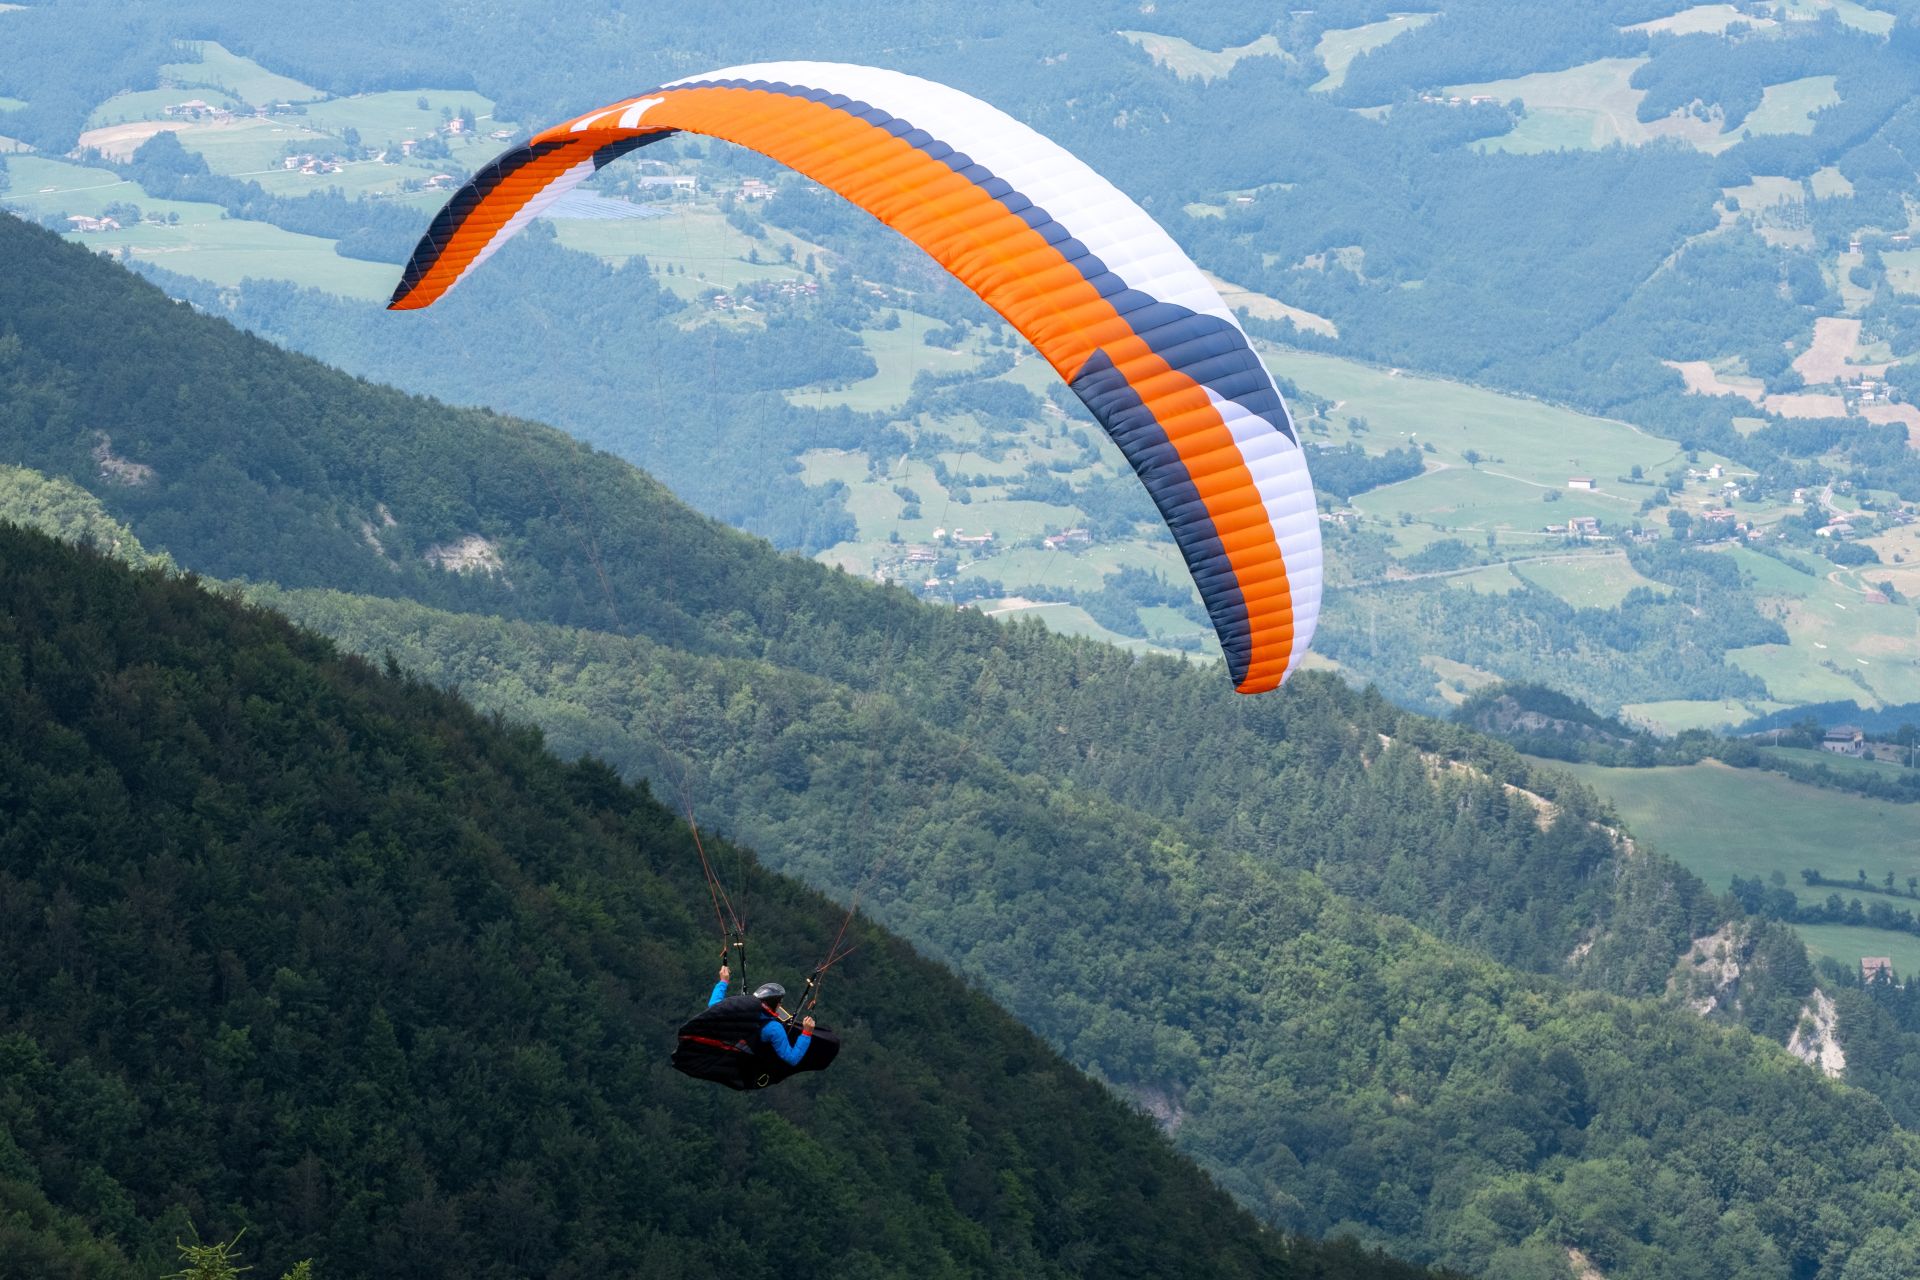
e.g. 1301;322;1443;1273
390;62;1322;692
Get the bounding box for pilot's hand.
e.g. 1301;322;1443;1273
718;965;730;983
802;1016;816;1031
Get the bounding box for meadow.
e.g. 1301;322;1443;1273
1457;59;1838;156
1543;756;1920;970
1311;13;1436;93
1116;30;1284;84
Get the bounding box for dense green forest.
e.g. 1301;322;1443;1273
0;522;1459;1280
8;215;1920;1274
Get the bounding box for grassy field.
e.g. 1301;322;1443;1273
1742;76;1840;137
1116;30;1285;83
1723;175;1805;212
86;89;243;128
1514;551;1658;607
1455;58;1728;154
1621;698;1788;733
1542;759;1920;922
160;41;324;105
1809;165;1854;198
1728;577;1920;709
1625;4;1772;34
1720;544;1825;597
1761;745;1920;779
1444;564;1528;594
977;597;1207;661
1262;347;1692;492
0;157;315;260
1772;0;1899;35
2;154;156;215
84;45;323;128
1547;756;1920;895
2;157;394;299
170;118;336;174
787;313;984;411
1425;654;1503;703
297;89;500;144
91;216;397;298
1881;247;1920;296
1351;466;1622;538
1311;13;1437;93
551;206;819;296
1792;922;1920;976
1457;60;1837;155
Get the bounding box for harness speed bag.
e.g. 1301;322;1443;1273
672;994;840;1091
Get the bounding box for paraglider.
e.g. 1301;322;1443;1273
390;61;1322;693
672;967;841;1091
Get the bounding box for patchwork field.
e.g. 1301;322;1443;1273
4;45;525;301
1542;756;1920;970
1460;60;1841;155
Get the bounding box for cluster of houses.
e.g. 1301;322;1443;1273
708;278;822;313
1416;92;1500;108
637;174;699;195
1042;527;1092;551
737;177;777;201
281;152;345;176
64;214;122;233
1545;515;1603;539
162;98;233;123
1848;376;1889;406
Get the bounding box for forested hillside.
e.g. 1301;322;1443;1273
8;215;1920;1275
0;522;1462;1280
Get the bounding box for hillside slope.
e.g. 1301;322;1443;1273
0;522;1452;1280
0;212;1701;985
8;215;1920;1276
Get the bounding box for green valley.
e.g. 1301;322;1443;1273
6;211;1920;1277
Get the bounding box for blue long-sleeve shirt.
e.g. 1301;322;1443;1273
706;979;811;1065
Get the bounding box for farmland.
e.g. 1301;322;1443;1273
1542;756;1920;970
4;44;512;300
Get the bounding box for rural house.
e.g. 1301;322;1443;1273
1822;726;1866;756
